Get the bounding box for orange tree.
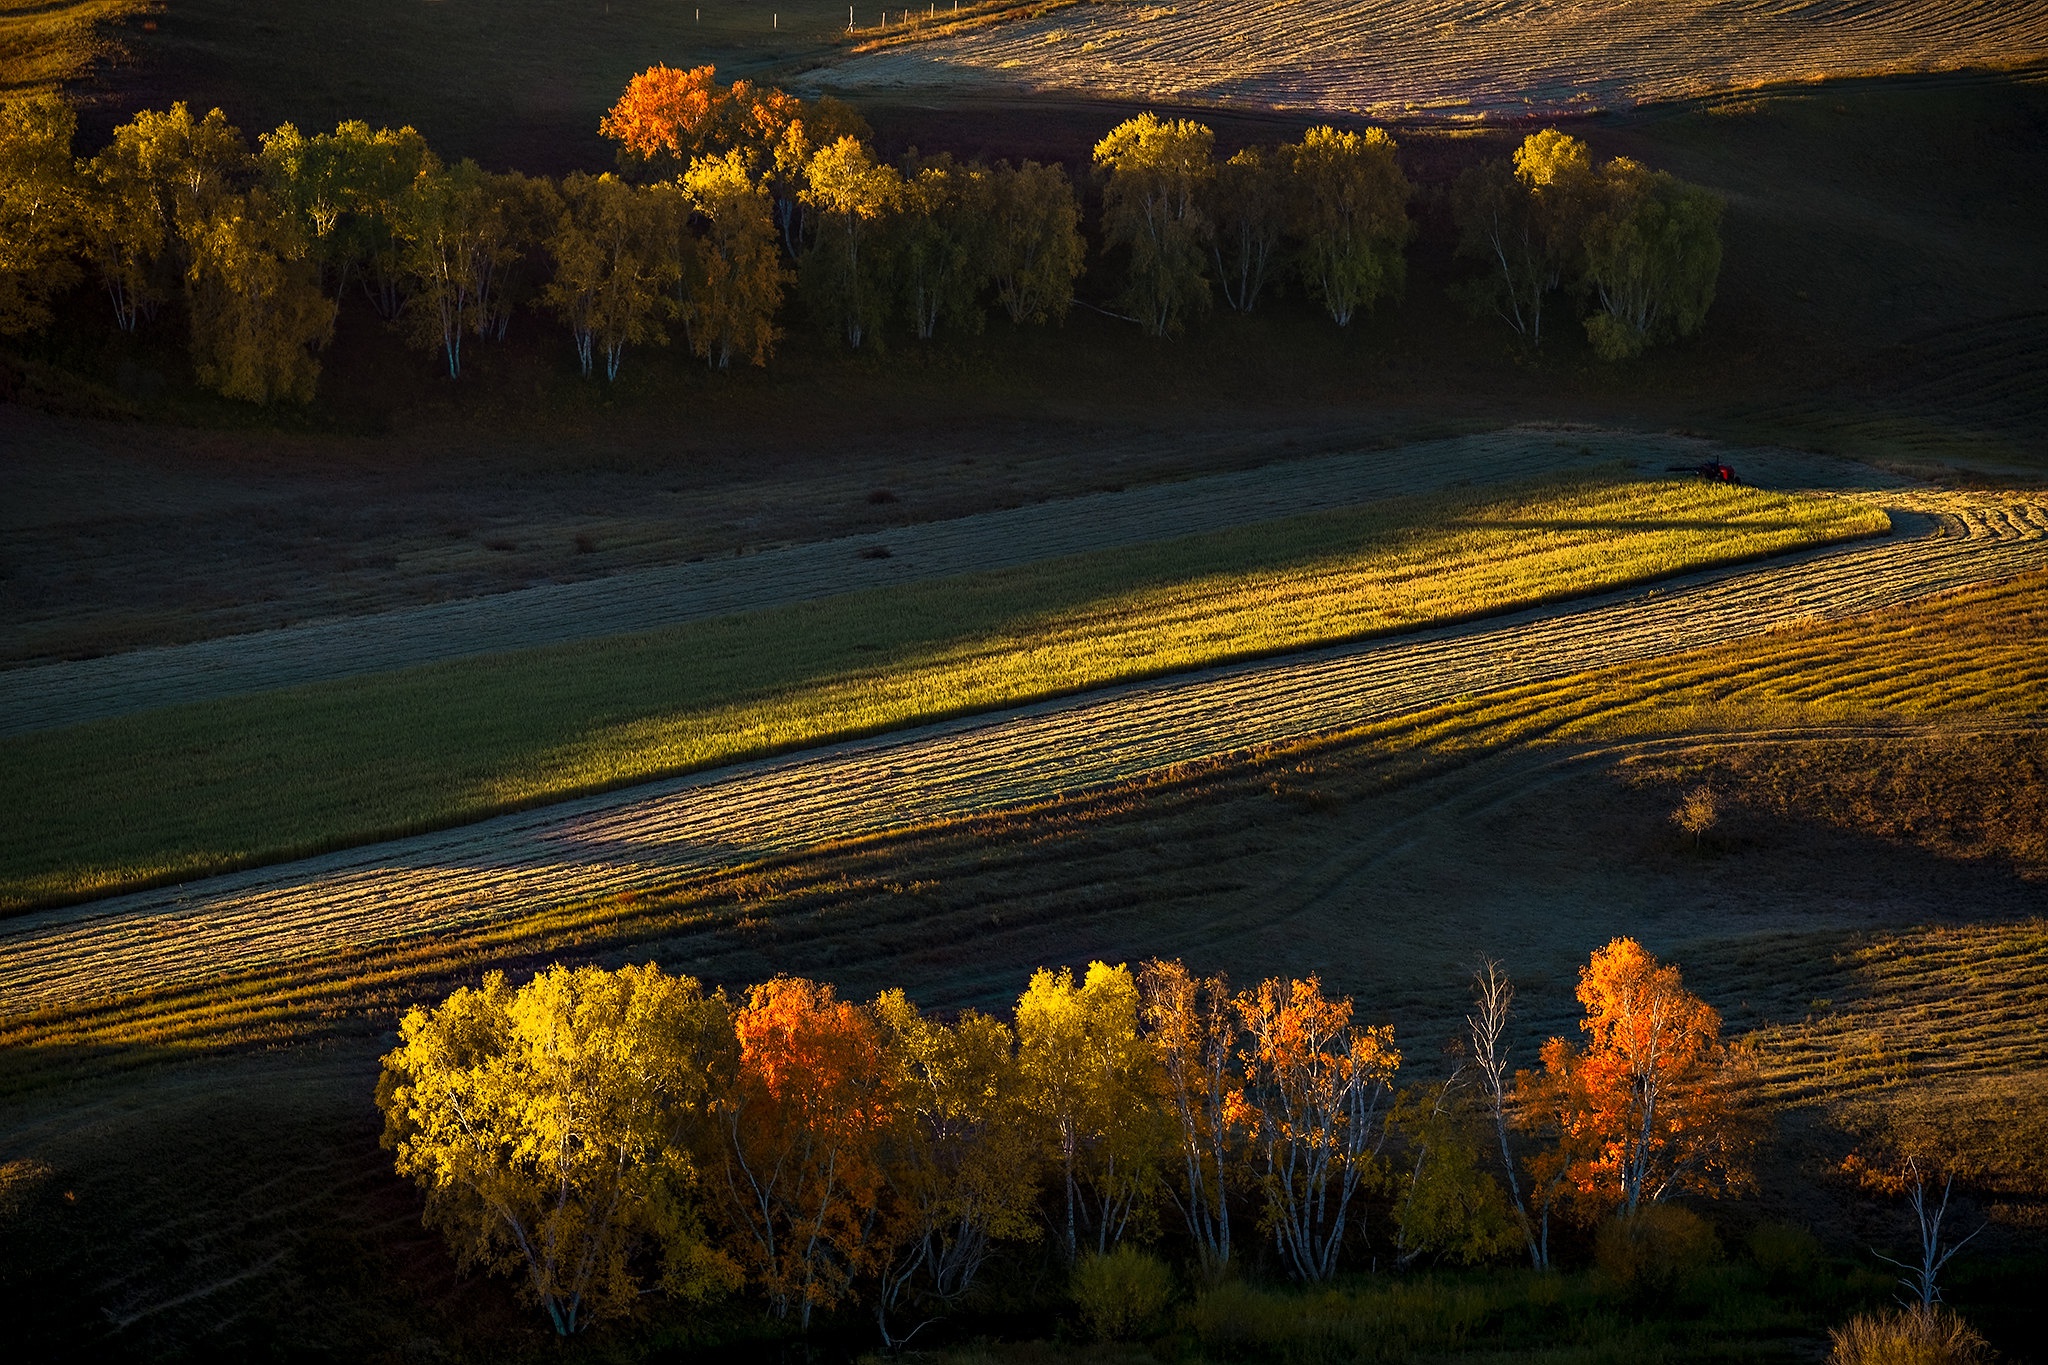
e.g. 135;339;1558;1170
1139;958;1240;1278
1519;938;1757;1221
1231;974;1401;1281
712;976;897;1328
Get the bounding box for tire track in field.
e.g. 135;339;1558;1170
0;489;2040;1015
5;430;1837;736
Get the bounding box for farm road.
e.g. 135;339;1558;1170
0;432;1895;735
2;488;2041;1015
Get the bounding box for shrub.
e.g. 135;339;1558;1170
1595;1204;1720;1299
1070;1246;1174;1342
1747;1220;1822;1291
1827;1306;1993;1365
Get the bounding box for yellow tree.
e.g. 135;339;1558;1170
395;159;540;377
0;94;82;337
1285;126;1412;328
257;120;439;318
897;154;989;342
184;188;337;404
713;977;897;1328
801;136;904;348
376;964;739;1336
1016;963;1170;1261
1138;959;1240;1277
680;150;787;368
1520;938;1757;1220
983;159;1083;326
1232;974;1401;1281
1207;146;1284;313
543;172;675;381
1449;129;1591;347
870;990;1038;1349
1094;113;1215;337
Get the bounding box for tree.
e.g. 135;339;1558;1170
1580;157;1723;360
0;94;83;337
1286;125;1411;328
679;150;787;368
870;990;1038;1349
600;63;728;178
543;172;675;380
183;187;337;403
1231;974;1401;1281
1841;1116;1988;1311
1094;113;1215;337
713;977;896;1328
1522;938;1756;1221
1465;958;1548;1268
1207;146;1283;313
259;120;438;318
1016;962;1168;1261
396;160;538;377
375;964;738;1336
896;154;990;342
800;136;904;348
1449;129;1593;346
1391;1078;1523;1267
1138;959;1239;1278
983;159;1083;326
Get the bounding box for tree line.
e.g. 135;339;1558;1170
376;938;1763;1341
0;70;1725;404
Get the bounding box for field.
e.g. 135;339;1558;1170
815;0;2048;117
0;473;1885;910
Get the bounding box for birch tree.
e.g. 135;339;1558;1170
984;159;1083;326
680;150;788;368
1286;125;1412;328
1095;113;1215;336
376;964;738;1336
543;172;675;380
0;94;82;337
1208;146;1283;314
1138;959;1240;1278
1580;157;1723;360
800;135;904;348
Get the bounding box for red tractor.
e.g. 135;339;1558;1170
1668;461;1742;485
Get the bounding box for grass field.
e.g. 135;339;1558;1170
0;0;153;94
2;567;2041;1361
0;474;1881;911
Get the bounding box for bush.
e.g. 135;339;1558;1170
1595;1204;1720;1299
1070;1246;1174;1342
1747;1220;1822;1291
1827;1306;1993;1365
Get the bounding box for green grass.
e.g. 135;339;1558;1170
0;474;1882;912
0;0;153;94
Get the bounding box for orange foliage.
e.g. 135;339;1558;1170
1520;938;1756;1219
715;976;896;1326
598;64;725;172
598;66;859;185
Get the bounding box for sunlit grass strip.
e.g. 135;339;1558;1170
6;565;2045;1092
0;474;1882;912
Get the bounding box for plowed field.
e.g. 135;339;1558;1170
814;0;2048;117
4;488;2039;1017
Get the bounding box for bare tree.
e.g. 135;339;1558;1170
1466;958;1546;1269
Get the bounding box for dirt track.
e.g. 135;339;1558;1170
0;431;1889;735
2;487;2040;1016
815;0;2048;117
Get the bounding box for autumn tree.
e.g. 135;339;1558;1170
870;990;1038;1349
183;187;337;403
679;150;787;368
376;964;739;1336
1095;113;1215;337
1450;129;1594;347
1521;938;1756;1223
896;154;990;341
713;977;896;1328
1579;156;1723;360
600;63;728;178
1016;963;1169;1261
1286;125;1411;328
983;159;1083;326
1138;959;1239;1277
1391;1077;1523;1268
395;160;541;376
1465;958;1550;1268
259;120;438;318
543;172;676;380
0;94;83;337
800;136;904;348
1207;146;1283;313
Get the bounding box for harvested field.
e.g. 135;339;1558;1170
811;0;2048;118
2;488;2038;1018
0;432;1893;733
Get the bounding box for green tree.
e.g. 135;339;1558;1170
376;964;739;1336
871;990;1038;1348
183;187;337;403
1580;157;1723;360
800;135;904;348
543;172;676;381
0;94;83;337
1017;962;1169;1260
983;159;1083;326
896;154;990;341
1095;113;1215;336
396;160;536;377
1207;146;1283;313
1286;125;1411;328
1391;1079;1522;1267
680;150;787;368
258;120;438;318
